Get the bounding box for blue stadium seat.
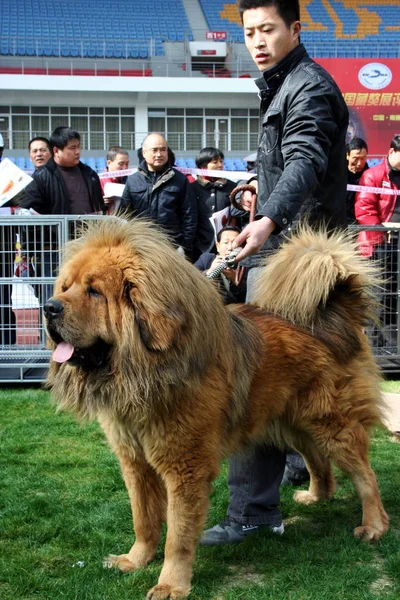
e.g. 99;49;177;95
86;157;97;169
16;157;26;169
96;158;106;171
0;0;192;57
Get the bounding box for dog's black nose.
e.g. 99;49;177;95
44;298;64;319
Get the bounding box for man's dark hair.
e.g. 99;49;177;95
29;136;50;151
390;135;400;152
50;126;80;151
107;146;129;162
217;225;241;242
346;137;368;154
238;0;300;27
195;147;225;169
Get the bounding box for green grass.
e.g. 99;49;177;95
1;386;400;600
381;377;400;394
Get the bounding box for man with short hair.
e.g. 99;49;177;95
20;127;104;307
101;145;130;213
200;0;348;547
29;137;51;171
346;137;369;224
120;133;197;258
21;126;104;215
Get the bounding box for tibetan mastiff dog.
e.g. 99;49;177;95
45;218;389;599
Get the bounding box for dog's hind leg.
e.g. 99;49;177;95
324;423;389;541
289;433;336;505
105;449;167;573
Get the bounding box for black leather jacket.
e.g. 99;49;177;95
250;44;349;263
120;161;198;253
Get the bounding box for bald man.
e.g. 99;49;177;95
120;133;197;259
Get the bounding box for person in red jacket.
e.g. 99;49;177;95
355;134;400;256
355;134;400;346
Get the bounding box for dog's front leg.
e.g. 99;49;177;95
105;448;166;573
146;463;215;600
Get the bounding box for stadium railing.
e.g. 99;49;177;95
1;217;400;382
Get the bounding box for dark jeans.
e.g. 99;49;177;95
227;444;286;525
227;267;286;524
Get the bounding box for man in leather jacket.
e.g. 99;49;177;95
200;0;349;547
120;133;197;259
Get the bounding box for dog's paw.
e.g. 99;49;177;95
353;526;384;542
146;584;190;599
293;490;319;505
103;554;136;573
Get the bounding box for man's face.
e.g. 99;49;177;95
107;153;129;172
388;148;400;171
53;138;81;167
29;140;51;169
243;6;301;72
216;230;240;257
142;135;168;172
347;148;368;174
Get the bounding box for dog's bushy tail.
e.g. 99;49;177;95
252;226;381;359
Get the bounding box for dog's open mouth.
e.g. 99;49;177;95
49;331;111;369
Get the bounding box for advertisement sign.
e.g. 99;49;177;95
315;58;400;156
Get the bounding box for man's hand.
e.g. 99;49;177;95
207;255;238;281
240;189;257;212
233;216;276;262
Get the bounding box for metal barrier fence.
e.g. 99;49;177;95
0;215;108;382
1;217;400;382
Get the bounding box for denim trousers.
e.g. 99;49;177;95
227;266;286;525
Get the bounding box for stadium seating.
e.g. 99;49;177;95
0;0;193;58
199;0;400;57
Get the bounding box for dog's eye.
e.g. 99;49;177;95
87;286;101;297
61;283;68;292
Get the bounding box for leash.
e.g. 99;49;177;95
229;183;257;222
206;247;242;279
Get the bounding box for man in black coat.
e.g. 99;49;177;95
200;0;349;547
120;133;197;259
21;127;104;215
20;127;104;304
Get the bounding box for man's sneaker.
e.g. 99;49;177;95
199;519;284;546
281;466;310;486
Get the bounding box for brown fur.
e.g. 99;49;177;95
46;218;389;600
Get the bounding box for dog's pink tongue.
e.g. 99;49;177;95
53;342;75;363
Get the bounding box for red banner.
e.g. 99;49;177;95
315;58;399;157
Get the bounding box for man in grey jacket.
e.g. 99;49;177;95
200;0;349;546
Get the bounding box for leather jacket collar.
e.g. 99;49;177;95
254;44;307;97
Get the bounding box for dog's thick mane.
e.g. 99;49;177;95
49;218;258;422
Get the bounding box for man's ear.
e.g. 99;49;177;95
292;20;301;39
126;283;186;352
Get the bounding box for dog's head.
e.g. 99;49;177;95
45;218;226;374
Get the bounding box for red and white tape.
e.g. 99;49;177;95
99;168;399;196
347;184;400;196
98;166;253;181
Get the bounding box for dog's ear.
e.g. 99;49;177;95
126;282;186;352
